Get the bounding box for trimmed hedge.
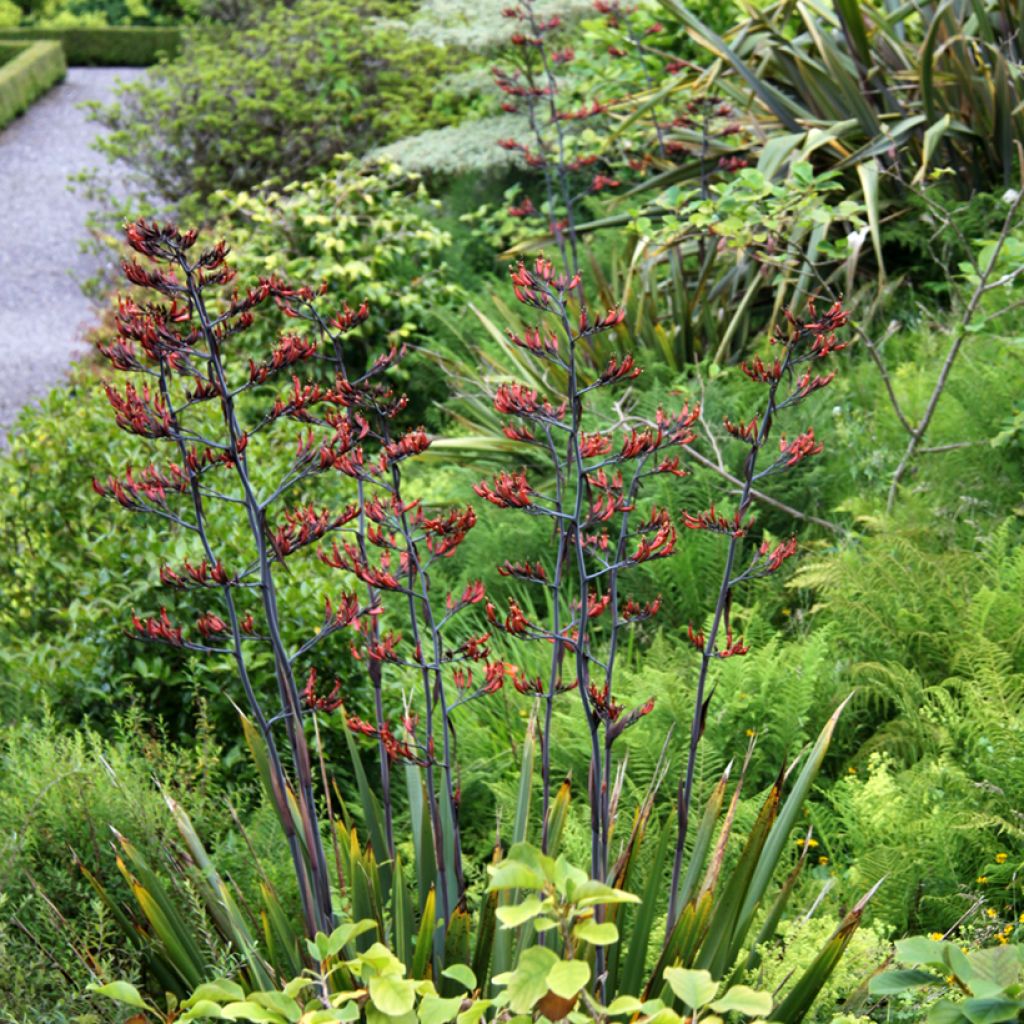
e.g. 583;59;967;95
0;26;179;65
0;39;65;128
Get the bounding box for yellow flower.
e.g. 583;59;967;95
929;932;944;941
745;728;755;737
1004;924;1013;935
996;852;1008;864
998;934;1008;944
978;876;989;885
818;856;829;866
987;907;998;918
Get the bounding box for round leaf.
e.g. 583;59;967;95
546;960;591;1000
663;967;718;1011
710;985;773;1017
573;919;619;946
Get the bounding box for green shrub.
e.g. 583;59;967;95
0;708;233;1023
91;0;468;202
0;38;63;125
0;24;179;62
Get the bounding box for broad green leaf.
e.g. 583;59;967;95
710;985;773;1016
573;920;619;946
605;996;645;1015
87;982;156;1013
495;896;545;928
571;881;641;908
664;967;718;1010
895;937;949;966
369;975;418;1018
486;862;546;892
186;981;246;1007
546;960;591;1000
252;992;301;1022
928;1000;971;1024
441;964;477;992
222;1002;289;1023
455;1000;492;1024
503;946;560;1013
961;997;1024;1024
869;969;943;995
180;1000;228;1021
417;995;464;1024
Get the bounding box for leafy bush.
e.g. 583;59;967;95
0;38;63;126
91;0;466;202
0;709;233;1023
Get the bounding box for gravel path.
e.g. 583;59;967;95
0;66;145;442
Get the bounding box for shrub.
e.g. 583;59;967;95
91;0;468;202
0;24;180;62
0;38;63;126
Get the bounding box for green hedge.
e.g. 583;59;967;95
0;26;179;65
0;39;65;128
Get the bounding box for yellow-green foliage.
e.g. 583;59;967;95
0;38;63;126
752;912;889;1023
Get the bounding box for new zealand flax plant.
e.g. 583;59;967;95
84;204;869;1020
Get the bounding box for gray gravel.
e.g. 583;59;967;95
0;66;145;443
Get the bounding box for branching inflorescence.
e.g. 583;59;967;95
95;205;847;966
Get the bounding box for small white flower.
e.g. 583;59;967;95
1002;188;1020;204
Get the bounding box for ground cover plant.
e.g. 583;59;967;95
3;0;1024;1021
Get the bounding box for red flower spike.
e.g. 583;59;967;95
473;470;533;509
687;623;705;652
497;560;547;582
740;356;784;383
460;632;492;661
778;429;823;467
303;667;344;712
131;607;184;646
759;536;798;572
682;505;753;538
717;628;749;659
724;416;759;442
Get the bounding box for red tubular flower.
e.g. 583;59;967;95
497;560;547;582
621;595;661;622
303;667;344;712
759;536;798;572
503;598;532;634
724;416;759;442
681;504;752;538
330;302;370;333
687;623;705;652
718;628;749;658
580;432;612;457
503;424;536;443
104;381;173;438
196;612;228;639
473;470;533;509
778;429;823;467
271;503;358;558
483;661;508;693
379;427;431;471
619;428;661;459
460;632;492;661
594;354;641;387
741;356;783;383
632;523;677;563
131;607;183;646
794;370;836;399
